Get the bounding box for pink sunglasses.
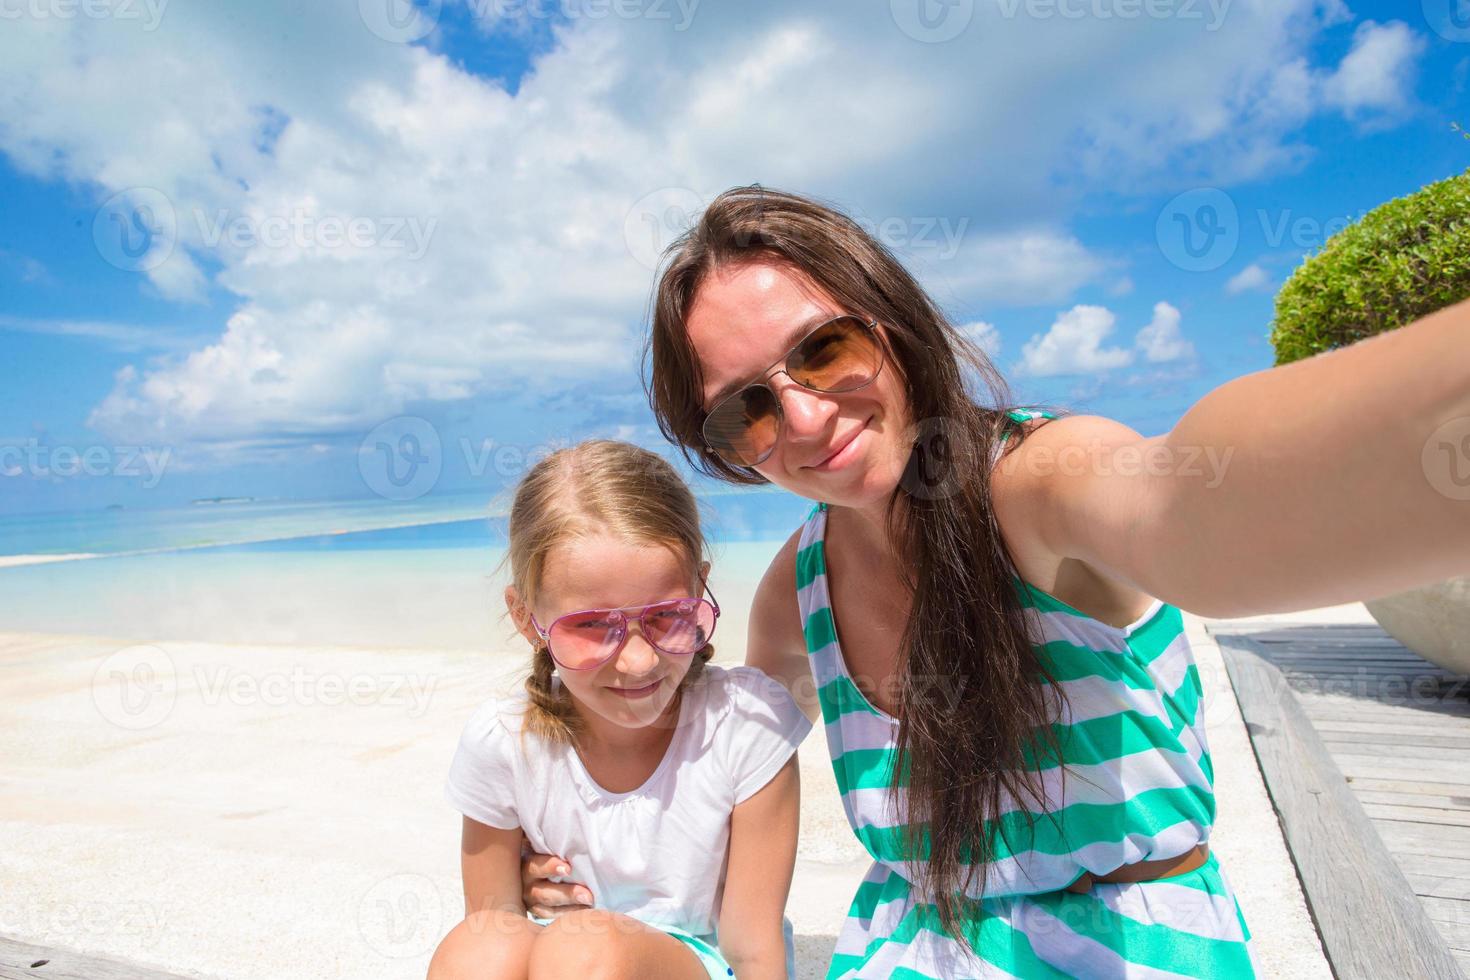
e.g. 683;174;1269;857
529;581;720;672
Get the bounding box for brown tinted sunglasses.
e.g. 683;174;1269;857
701;314;885;467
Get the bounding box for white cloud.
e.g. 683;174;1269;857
956;321;1002;358
1016;305;1135;377
0;0;1408;463
1320;20;1426;119
0;249;51;284
919;229;1113;308
1134;301;1195;363
0;315;198;353
1016;301;1193;377
1225;263;1273;294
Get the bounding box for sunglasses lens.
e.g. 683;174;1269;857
548;610;625;669
701;316;883;467
643;599;716;655
790;316;882;393
703;384;780;467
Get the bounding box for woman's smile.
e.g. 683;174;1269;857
804;416;872;472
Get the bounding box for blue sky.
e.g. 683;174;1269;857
1;0;1467;515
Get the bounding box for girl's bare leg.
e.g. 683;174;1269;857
529;909;707;980
427;909;543;980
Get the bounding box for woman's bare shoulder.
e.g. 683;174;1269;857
991;412;1155;551
991;413;1163;626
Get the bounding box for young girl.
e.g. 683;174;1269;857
428;439;810;980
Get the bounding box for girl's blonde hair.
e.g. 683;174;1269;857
504;439;714;744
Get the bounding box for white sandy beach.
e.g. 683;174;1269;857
0;605;1367;978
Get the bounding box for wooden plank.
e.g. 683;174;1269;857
1407;875;1470;901
1287;678;1466;699
1363;803;1470;828
1305;703;1470;723
1318;731;1470;751
1345;777;1470;798
1423;896;1470;922
1322;740;1470;762
0;936;190;980
1376;819;1470;856
1275;669;1463;685
1428;917;1470;950
1399;853;1470;879
1217;633;1467;979
1264;653;1435;664
1357;789;1470;809
1264;654;1440;664
1313;719;1470;738
1336;755;1470;782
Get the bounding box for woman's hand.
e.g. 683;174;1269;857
520;837;594;919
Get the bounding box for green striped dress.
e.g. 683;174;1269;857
797;408;1258;979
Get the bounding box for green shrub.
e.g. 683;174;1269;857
1269;168;1470;366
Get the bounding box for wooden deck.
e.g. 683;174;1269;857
1212;621;1470;979
0;935;193;979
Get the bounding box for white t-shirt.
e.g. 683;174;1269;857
443;664;811;956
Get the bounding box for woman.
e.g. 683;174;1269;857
518;185;1470;977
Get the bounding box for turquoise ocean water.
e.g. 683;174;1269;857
0;488;812;650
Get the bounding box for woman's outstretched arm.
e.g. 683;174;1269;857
1010;297;1470;619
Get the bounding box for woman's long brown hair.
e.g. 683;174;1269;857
642;185;1071;949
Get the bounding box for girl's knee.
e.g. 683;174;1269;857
428;910;537;980
530;910;644;978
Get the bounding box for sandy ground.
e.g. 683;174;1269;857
0;606;1362;978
